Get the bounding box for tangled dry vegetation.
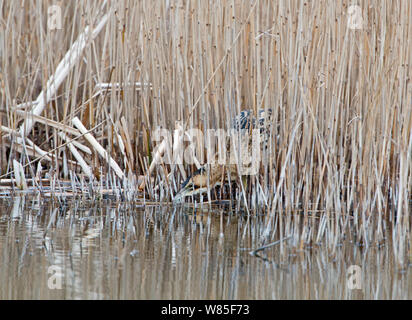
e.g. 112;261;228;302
0;1;411;265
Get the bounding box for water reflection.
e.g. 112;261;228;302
0;197;410;299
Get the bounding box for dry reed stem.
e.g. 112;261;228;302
72;117;124;179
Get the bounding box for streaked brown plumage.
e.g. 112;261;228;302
173;108;273;203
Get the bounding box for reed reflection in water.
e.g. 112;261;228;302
0;196;410;299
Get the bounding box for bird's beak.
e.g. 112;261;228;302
173;183;192;203
173;183;208;204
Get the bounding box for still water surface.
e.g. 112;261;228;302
0;196;410;299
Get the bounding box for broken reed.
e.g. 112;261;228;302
0;1;411;262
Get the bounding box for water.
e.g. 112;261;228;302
0;196;410;299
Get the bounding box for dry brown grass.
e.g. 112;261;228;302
0;1;411;266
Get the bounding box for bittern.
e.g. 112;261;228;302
173;108;273;203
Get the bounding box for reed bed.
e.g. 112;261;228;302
0;1;411;267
